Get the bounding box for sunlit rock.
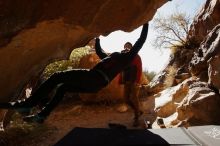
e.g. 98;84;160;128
152;112;179;129
154;78;220;127
144;0;220;128
148;0;220;128
147;48;193;96
154;78;192;118
189;24;220;75
116;103;128;113
188;0;220;44
177;81;220;126
147;71;167;95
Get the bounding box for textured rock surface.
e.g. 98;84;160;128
78;53;148;102
154;79;189;118
0;0;167;101
147;48;194;96
189;24;220;75
147;71;167;95
177;80;220;125
208;55;220;93
154;78;220;127
149;0;220;127
188;0;220;44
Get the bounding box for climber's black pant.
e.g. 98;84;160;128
21;69;109;116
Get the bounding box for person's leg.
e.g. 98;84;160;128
4;70;91;109
23;83;67;123
0;69;107;112
23;69;108;123
124;82;138;126
128;83;142;126
9;72;65;109
124;82;130;104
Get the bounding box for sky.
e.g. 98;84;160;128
99;0;206;73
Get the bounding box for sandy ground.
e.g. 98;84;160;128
0;96;156;146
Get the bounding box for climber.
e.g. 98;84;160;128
118;42;143;127
0;23;149;123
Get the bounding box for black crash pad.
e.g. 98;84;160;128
54;127;169;146
54;125;220;146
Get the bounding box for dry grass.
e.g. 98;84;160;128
164;65;177;88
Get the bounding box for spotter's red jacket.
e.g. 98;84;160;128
118;54;142;84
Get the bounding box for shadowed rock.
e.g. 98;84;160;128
0;0;167;101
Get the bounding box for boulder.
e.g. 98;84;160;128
154;78;192;118
150;0;220;128
189;24;220;75
188;0;220;45
154;78;220;127
0;0;167;101
177;81;220;126
208;55;220;93
147;71;167;95
147;47;194;95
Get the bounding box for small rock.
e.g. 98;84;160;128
116;104;128;113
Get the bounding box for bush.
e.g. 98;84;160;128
144;70;156;81
42;46;91;79
152;12;192;50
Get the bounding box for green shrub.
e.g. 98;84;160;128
69;46;90;68
42;46;91;79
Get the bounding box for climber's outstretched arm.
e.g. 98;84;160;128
129;23;149;57
95;38;108;59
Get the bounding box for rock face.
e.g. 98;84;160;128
177;80;220;125
78;53;148;102
188;0;220;45
148;0;220;127
0;0;167;101
154;78;220;127
208;55;220;93
147;48;194;95
190;24;220;76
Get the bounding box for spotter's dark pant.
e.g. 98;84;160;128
21;69;108;117
124;82;142;120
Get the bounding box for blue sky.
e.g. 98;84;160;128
100;0;206;73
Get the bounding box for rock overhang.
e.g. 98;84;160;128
0;0;168;101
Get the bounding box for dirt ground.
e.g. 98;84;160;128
0;96;156;146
